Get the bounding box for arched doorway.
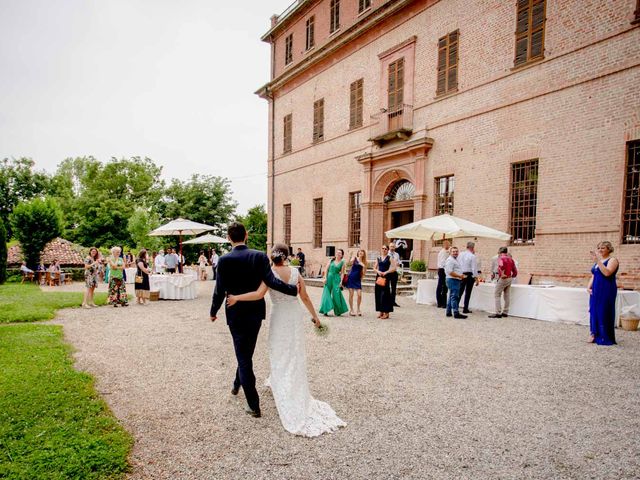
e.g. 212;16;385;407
384;179;415;261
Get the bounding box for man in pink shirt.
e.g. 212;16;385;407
489;247;518;318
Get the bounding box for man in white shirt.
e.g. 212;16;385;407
154;249;165;274
210;250;219;280
444;246;467;319
458;241;479;314
436;239;451;308
20;262;34;274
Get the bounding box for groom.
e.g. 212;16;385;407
210;222;298;418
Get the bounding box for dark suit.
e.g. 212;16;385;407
210;245;297;412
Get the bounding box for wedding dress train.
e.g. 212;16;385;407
268;267;346;437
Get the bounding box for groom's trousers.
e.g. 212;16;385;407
229;320;262;412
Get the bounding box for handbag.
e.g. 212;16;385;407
375;276;387;287
135;275;143;284
341;273;349;286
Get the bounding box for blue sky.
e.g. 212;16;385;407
0;0;293;213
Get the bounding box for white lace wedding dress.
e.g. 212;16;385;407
267;267;346;437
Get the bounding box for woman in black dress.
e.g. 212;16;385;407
135;249;152;305
374;245;396;319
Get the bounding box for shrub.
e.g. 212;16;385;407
410;260;426;272
10;197;63;269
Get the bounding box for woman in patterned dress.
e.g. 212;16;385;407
82;247;101;308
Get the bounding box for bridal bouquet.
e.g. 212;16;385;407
311;318;330;336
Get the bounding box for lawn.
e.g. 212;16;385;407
0;284;131;479
0;284;107;323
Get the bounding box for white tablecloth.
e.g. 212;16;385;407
124;267;137;284
149;273;198;300
416;279;640;326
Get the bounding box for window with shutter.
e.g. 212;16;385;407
388;58;405;130
623;140;640;243
510;160;539;244
348;192;361;247
514;0;546;67
306;16;315;50
634;0;640;23
330;0;340;33
283;114;292;154
435;176;455;215
313;99;324;143
283;204;291;246
436;30;459;96
313;198;323;248
349;79;364;129
285;34;293;65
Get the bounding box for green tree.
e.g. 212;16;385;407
162;175;237;235
0;158;51;237
239;204;267;252
127;208;163;250
0;218;7;284
10;198;63;268
50;157;165;248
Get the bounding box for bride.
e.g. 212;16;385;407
227;243;346;437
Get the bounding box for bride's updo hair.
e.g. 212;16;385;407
271;243;289;266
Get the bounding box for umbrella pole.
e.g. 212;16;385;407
179;232;183;273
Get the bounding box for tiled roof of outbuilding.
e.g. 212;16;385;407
6;238;86;267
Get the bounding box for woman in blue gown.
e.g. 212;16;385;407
588;241;619;345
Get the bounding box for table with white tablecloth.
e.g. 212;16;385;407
149;273;198;300
416;279;640;326
124;267;137;284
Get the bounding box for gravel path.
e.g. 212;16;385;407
50;281;640;479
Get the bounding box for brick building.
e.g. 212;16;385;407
256;0;640;287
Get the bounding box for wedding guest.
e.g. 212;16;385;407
436;240;451;308
48;260;61;286
488;247;518;318
164;248;179;274
20;261;34;274
118;246;127;283
445;246;467;319
210;249;219;280
395;238;408;260
296;248;306;277
319;248;349;317
125;251;134;267
134;249;152;305
82;247;101;308
197;251;209;281
458;241;479;314
107;246;128;307
346;249;367;316
374;245;396;319
154;249;165;274
388;242;401;308
587;241;619;345
490;251;500;282
36;261;46;285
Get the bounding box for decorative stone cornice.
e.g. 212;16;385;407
356;137;434;165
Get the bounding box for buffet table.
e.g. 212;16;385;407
416;279;640;326
124;267;137;284
149;272;198;300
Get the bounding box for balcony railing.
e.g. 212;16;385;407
369;104;413;145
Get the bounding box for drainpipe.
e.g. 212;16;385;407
267;36;276;250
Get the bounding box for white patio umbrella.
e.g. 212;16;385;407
182;233;228;245
385;213;511;241
148;218;216;265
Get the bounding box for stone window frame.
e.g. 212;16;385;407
513;0;546;68
509;159;539;245
622;140;640;244
313;198;323;249
348;191;362;247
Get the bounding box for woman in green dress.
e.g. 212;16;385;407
319;249;349;316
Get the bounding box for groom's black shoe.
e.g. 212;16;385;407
244;405;261;418
231;385;240;396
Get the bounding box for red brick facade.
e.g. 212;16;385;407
257;0;640;288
